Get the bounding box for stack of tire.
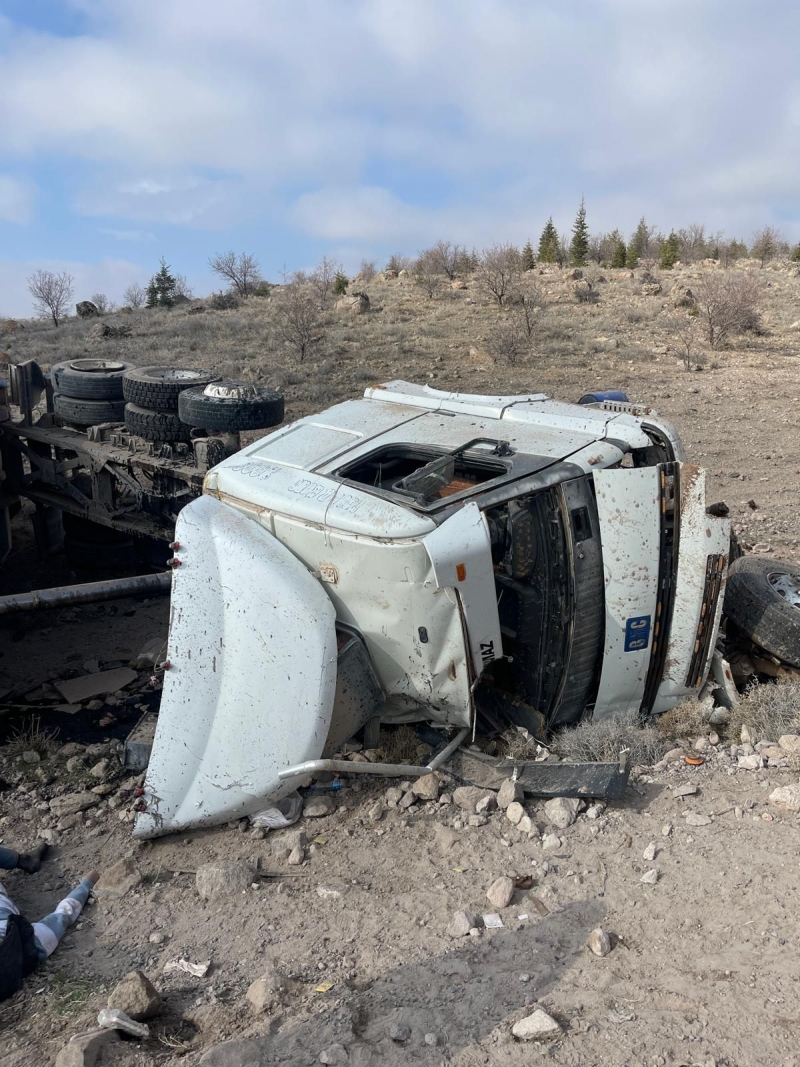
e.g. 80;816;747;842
51;359;133;427
122;367;219;444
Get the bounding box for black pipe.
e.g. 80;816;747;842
0;571;171;615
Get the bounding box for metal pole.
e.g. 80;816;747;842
0;571;171;615
277;727;471;783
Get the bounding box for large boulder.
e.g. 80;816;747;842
76;301;100;318
107;971;162;1020
641;282;663;296
672;284;695;308
334;292;370;314
383;269;398;280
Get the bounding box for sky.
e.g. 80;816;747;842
0;0;798;316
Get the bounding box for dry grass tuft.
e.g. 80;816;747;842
6;716;60;758
654;699;709;741
552;708;666;766
380;724;420;763
728;678;800;743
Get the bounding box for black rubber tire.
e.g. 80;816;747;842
724;556;800;667
124;402;190;443
64;533;137;572
178;382;284;431
122;366;218;411
54;394;126;426
51;359;134;400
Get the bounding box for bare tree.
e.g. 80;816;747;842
309;256;340;307
694;271;762;348
475;243;523;307
173;274;193;300
413;249;444;298
676;223;709;263
359;259;377;282
486;277;545;364
90;293;115;314
273;280;324;362
28;269;74;326
428;240;463;280
665;312;702;370
750;226;782;267
123;282;146;308
209;251;262;297
385;254;412;273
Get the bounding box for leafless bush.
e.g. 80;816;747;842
310;256;341;306
475;243;523;307
654;699;709;740
728;678;800;743
90;293;115;314
552;708;666;766
665;311;703;369
123;282;146;308
210;290;241;311
359;259;377;282
428;240;463;281
414;249;444;298
273;281;324;362
173;274;193;300
750;226;782;267
694;271;763;348
28;269;74;326
385;254;412;273
209;251;262;297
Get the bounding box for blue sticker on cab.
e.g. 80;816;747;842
624;615;651;652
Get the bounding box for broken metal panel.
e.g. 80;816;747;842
422;501;503;677
652;465;730;713
592;467;662;719
134;494;339;838
322;633;385;757
124;711;158;772
447;748;630;800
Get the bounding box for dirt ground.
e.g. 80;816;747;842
1;259;800;1064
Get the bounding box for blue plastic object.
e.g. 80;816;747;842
578;390;631;405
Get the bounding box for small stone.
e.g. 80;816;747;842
89;759;110;779
196;861;253;901
505;802;525;826
365;801;383;824
384;786;404;806
22;750;41;764
303;795;336;818
778;734;800;753
245;966;285;1013
518;815;534;835
640;869;659;884
97;855;141;898
588;928;612;957
738;754;762;770
468;814;488;827
50;792;98;818
769;784;800;811
542;833;561;851
107;971;161;1021
708;731;720;746
55;1029;119;1067
661;823;672;837
319;1044;349;1064
86;700;104;712
447;910;476;937
66;756;85;773
512;1008;562;1041
453;786;495;813
664;747;685;762
642;841;658;861
708;707;730;726
486;875;515;909
475;793;496;814
149;932;167;944
544;797;581;829
740;724;753;744
685;812;712;826
424;1033;438;1046
586;803;606;820
40;828;61;846
288;845;304;865
497;778;524;809
389;1021;411;1043
411;773;440;801
693;737;709;752
398;791;416;810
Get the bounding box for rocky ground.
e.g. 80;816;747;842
1;258;800;1064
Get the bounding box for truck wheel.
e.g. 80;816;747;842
65;532;137;572
54;394;127;426
124;403;190;443
122;366;218;411
724;556;800;668
178;381;284;432
51;359;134;400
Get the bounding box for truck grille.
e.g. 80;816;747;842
685;553;726;689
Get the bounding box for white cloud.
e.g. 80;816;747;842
0;175;33;224
0;0;798;246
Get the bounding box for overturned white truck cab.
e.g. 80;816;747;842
134;382;729;837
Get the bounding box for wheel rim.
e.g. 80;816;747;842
153;368;213;382
67;359;125;373
768;571;800;608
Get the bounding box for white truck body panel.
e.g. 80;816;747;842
134;495;338;838
592;468;662;718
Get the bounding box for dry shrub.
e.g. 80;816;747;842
654;699;709;741
552;708;666;766
380;724;419;763
727;678;800;743
6;716;60;759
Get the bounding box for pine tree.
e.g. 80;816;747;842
659;231;681;270
538;218;559;264
569;199;589;267
609;229;627;268
627;217;653;270
333;271;349;295
521;240;535;271
145;279;159;308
